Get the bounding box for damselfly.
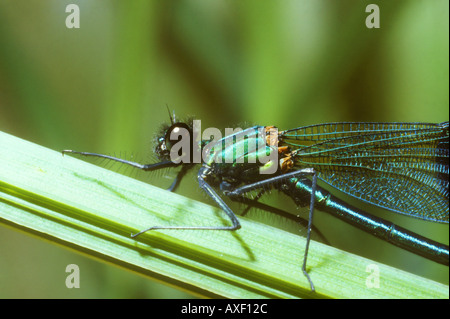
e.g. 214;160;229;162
63;116;449;292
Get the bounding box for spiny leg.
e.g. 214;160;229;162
238;190;266;217
303;171;317;292
63;150;192;192
167;164;193;192
229;191;329;245
223;188;329;243
226;168;318;292
131;166;241;237
62;150;177;171
64;150;193;192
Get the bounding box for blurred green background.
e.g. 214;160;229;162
0;0;448;298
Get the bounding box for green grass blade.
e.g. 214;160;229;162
0;131;448;298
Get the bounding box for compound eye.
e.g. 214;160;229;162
164;122;192;151
158;137;166;151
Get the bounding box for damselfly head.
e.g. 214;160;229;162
154;119;194;162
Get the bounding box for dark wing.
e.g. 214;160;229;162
280;122;449;223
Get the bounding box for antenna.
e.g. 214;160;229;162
165;104;175;125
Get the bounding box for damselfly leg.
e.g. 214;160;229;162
131;166;242;237
62;150;177;171
225;168;318;292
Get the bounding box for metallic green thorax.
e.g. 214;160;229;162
202;126;279;180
